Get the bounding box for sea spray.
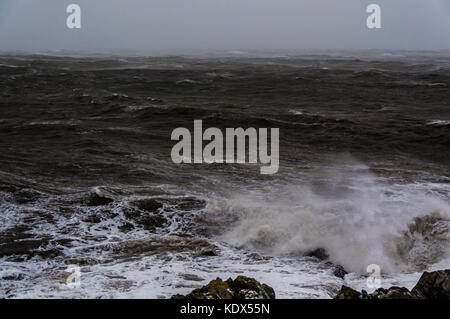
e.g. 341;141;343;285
205;163;450;274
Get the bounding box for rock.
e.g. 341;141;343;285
181;274;205;282
2;273;26;281
123;208;167;231
172;276;276;299
335;269;450;299
305;248;329;260
412;269;450;299
334;286;366;299
333;265;348;279
132;199;163;212
172;278;233;299
140;215;167;230
196;249;219;257
335;285;417;299
108;236;218;258
0;238;58;259
227;276;276;299
118;221;135;232
371;287;419;299
86;193;114;206
124;200;166;231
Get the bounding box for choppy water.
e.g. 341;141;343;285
0;51;449;298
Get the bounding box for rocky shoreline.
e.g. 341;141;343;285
172;276;276;300
335;269;450;299
173;269;450;299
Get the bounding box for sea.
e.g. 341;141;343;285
0;50;449;298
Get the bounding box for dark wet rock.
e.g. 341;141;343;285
246;252;271;261
305;248;329;260
323;261;348;279
172;276;275;299
335;269;450;299
372;287;419;299
140;215;167;230
105;236;219;259
86;193;114;206
196;249;219;257
123;203;167;231
334;286;367;299
181;274;205;282
2;273;26;281
411;269;450;299
333;265;348;279
0;239;50;258
123;208;167;231
118;221;135;232
131;198;163;212
335;286;417;299
227;276;276;299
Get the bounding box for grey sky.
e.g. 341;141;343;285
0;0;449;52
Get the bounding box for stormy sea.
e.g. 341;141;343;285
0;51;449;298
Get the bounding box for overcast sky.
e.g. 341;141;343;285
0;0;449;53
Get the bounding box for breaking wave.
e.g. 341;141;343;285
205;164;450;274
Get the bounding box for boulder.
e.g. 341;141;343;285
370;287;419;299
132;198;163;212
172;276;275;299
335;269;450;299
335;285;417;299
334;286;367;299
412;269;450;299
86;193;113;206
333;265;348;279
196;249;219;257
304;248;329;260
